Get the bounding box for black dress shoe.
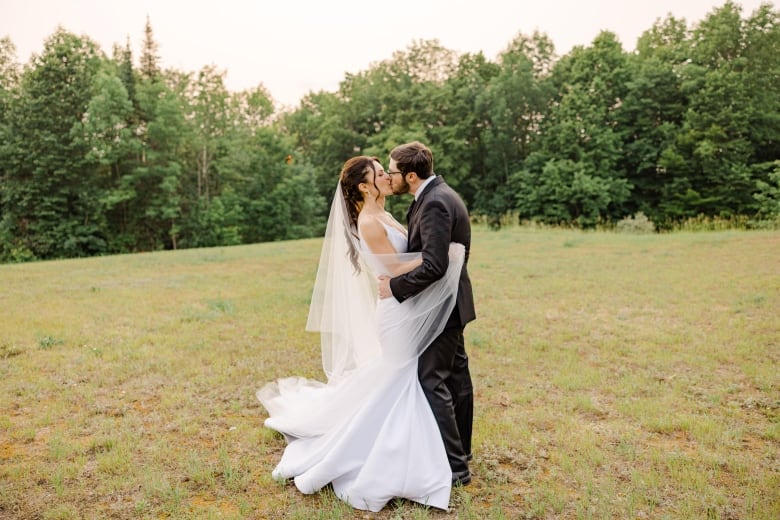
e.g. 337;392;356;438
452;472;471;487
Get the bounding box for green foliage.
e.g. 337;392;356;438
474;32;553;222
251;164;327;242
753;161;780;218
514;31;633;227
1;29;106;260
178;194;243;248
514;159;631;227
437;51;500;206
1;5;779;262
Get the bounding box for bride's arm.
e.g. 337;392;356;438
358;218;422;276
388;257;423;276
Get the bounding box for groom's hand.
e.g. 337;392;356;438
378;276;392;299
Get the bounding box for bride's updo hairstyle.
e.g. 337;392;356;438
339;155;381;232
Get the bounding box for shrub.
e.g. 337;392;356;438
616;212;656;234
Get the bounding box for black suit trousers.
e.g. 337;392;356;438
417;325;473;478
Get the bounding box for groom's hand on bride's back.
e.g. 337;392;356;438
378;276;392;299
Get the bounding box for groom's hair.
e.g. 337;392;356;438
390;141;433;179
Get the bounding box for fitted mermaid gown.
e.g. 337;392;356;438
257;222;454;512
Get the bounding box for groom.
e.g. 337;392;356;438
378;141;476;486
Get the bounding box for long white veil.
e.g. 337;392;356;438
257;186;464;436
306;187;464;378
304;187;382;382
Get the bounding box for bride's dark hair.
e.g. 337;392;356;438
339;156;380;272
340;155;380;230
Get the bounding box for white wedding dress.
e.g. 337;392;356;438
257;198;465;512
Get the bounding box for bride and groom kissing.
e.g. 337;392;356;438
257;141;475;512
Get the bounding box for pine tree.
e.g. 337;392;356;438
140;15;160;80
119;37;137;109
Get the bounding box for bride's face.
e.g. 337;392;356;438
369;161;393;197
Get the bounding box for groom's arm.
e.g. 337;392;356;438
388;197;451;303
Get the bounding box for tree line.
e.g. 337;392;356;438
1;2;778;262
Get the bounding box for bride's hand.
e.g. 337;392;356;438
378;275;392;299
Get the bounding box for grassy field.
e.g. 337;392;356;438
0;227;778;519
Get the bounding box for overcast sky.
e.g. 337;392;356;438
0;0;771;107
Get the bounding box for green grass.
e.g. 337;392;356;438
1;227;778;519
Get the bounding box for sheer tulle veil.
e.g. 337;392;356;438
304;187;381;382
306;187;465;380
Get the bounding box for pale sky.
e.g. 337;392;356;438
0;0;772;108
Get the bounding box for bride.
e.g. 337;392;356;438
257;155;465;512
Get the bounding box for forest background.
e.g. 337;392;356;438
0;1;778;263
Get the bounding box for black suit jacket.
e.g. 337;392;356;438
389;176;476;328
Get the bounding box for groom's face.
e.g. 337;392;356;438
388;158;410;195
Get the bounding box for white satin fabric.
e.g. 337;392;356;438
369;220;409;255
257;189;464;512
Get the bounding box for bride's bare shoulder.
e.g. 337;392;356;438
357;213;385;240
